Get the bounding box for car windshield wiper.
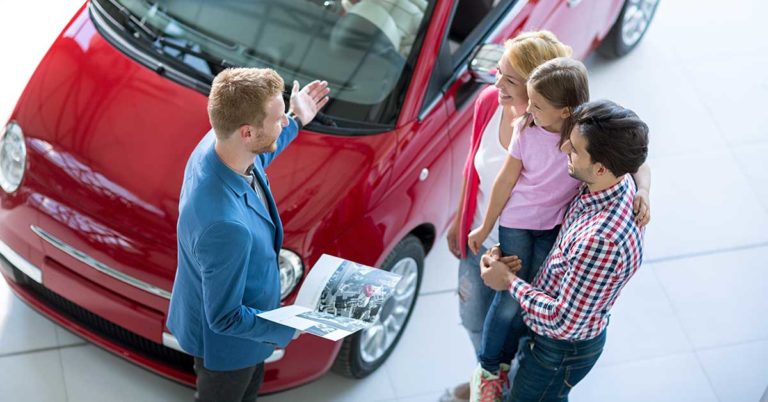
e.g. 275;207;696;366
104;0;159;41
102;0;229;79
156;36;234;71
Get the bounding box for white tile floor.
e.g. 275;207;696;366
2;1;768;401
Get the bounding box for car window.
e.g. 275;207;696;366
447;0;507;57
94;0;435;131
419;0;515;118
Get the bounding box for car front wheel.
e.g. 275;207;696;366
598;0;660;59
332;235;424;378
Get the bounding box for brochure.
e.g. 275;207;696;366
257;254;402;341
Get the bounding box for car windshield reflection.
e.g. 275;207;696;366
97;0;434;127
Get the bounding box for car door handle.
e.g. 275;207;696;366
567;0;584;8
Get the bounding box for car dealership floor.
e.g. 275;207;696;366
2;1;767;401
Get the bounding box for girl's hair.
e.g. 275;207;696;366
504;31;573;80
527;57;590;145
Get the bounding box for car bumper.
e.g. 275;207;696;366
0;232;341;393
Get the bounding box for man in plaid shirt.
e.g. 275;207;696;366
481;99;649;402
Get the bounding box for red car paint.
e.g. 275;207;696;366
0;0;625;392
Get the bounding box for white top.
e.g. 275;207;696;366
472;106;507;249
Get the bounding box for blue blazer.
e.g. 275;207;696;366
167;119;299;371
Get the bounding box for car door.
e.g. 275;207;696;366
527;0;600;59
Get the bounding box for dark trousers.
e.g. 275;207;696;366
507;329;607;402
194;357;265;402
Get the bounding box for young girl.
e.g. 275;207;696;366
466;57;591;402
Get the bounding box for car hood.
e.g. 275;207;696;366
12;10;395;291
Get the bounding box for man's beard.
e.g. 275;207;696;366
251;139;277;155
567;166;592;185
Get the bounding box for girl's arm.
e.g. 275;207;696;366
631;162;651;228
467;155;523;255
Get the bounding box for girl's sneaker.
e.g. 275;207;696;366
438;382;470;402
468;363;510;402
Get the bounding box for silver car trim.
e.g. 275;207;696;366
31;225;172;300
265;349;285;364
0;238;43;283
162;332;185;353
487;0;529;41
418;95;443;121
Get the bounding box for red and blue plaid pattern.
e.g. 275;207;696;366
509;175;644;341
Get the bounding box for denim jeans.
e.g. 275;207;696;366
458;244;496;353
478;226;559;372
507;329;607;402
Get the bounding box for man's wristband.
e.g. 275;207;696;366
288;111;304;131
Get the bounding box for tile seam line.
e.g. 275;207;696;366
644;242;768;264
381;363;401;401
419;288;455;297
52;324;71;402
678;55;768;216
0;342;87;359
692;349;724;402
596;349;697;369
693;337;768;353
57;347;71;402
648;262;723;402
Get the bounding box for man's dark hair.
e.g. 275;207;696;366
571;100;649;176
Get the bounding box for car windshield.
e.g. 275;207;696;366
95;0;434;130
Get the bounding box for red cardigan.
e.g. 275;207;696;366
459;85;501;259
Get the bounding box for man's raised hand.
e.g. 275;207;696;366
289;80;330;127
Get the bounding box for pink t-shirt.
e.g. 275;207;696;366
499;122;580;230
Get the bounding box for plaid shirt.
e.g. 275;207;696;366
509;175;644;341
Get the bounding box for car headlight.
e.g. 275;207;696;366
0;122;27;194
278;249;304;300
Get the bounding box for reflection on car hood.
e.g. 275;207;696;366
13;11;210;287
13;11;395;286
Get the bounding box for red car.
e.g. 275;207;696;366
0;0;657;393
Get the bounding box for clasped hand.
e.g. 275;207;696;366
479;246;522;291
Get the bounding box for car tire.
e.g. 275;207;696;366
331;235;424;378
597;0;660;59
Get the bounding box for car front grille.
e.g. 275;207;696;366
9;264;193;375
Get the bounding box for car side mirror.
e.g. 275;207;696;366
468;43;504;84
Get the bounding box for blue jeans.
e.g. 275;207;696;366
478;226;559;372
507;329;607;402
458;244;495;354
